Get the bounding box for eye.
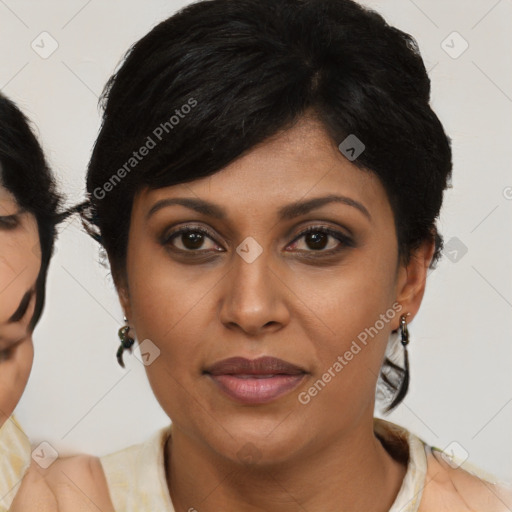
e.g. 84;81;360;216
162;223;354;257
162;225;223;253
0;214;20;230
287;225;353;254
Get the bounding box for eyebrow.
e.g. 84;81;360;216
146;194;371;222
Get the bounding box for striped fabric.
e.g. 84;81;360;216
100;424;175;512
0;415;31;511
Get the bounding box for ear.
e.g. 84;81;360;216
115;272;132;322
394;237;436;329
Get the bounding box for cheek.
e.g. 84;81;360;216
291;247;398;408
125;217;399;425
126;243;215;377
0;339;34;421
0;232;41;323
294;240;397;339
127;252;214;423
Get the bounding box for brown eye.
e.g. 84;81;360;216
288;226;354;254
180;231;208;250
303;231;329;250
163;226;222;253
0;214;20;230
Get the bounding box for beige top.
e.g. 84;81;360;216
100;418;512;511
0;415;31;511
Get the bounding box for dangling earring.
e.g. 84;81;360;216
116;316;135;368
384;313;411;412
399;312;410;388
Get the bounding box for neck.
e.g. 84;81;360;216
165;413;407;512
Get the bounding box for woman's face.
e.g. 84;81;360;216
0;182;40;423
119;115;432;464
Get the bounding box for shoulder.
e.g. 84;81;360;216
99;425;174;510
10;454;115;512
418;446;512;512
45;453;109;489
373;417;512;512
99;425;170;476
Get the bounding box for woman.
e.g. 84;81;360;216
0;93;115;512
0;91;62;510
65;0;512;509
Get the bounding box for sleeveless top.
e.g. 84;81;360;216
0;415;31;511
100;417;512;511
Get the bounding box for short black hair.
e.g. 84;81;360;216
0;92;62;330
79;0;452;410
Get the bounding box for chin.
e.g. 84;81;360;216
201;414;306;466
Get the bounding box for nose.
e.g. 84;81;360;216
218;249;290;338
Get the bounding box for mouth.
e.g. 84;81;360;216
203;356;307;405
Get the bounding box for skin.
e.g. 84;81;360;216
9;114;505;512
114;113;435;512
0;184;40;428
0;186;115;511
11;455;115;512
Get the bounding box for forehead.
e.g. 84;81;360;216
134;116;390;223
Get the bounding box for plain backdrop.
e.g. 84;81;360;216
1;0;511;482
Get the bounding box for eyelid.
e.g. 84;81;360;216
291;224;354;244
0;214;20;230
163;224;221;246
162;222;354;253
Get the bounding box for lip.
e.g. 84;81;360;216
204;356;307;404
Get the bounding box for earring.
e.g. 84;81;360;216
399;313;410;347
384;313;411;412
116;317;135;368
397;313;410;400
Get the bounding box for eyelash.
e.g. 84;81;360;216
161;224;354;257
